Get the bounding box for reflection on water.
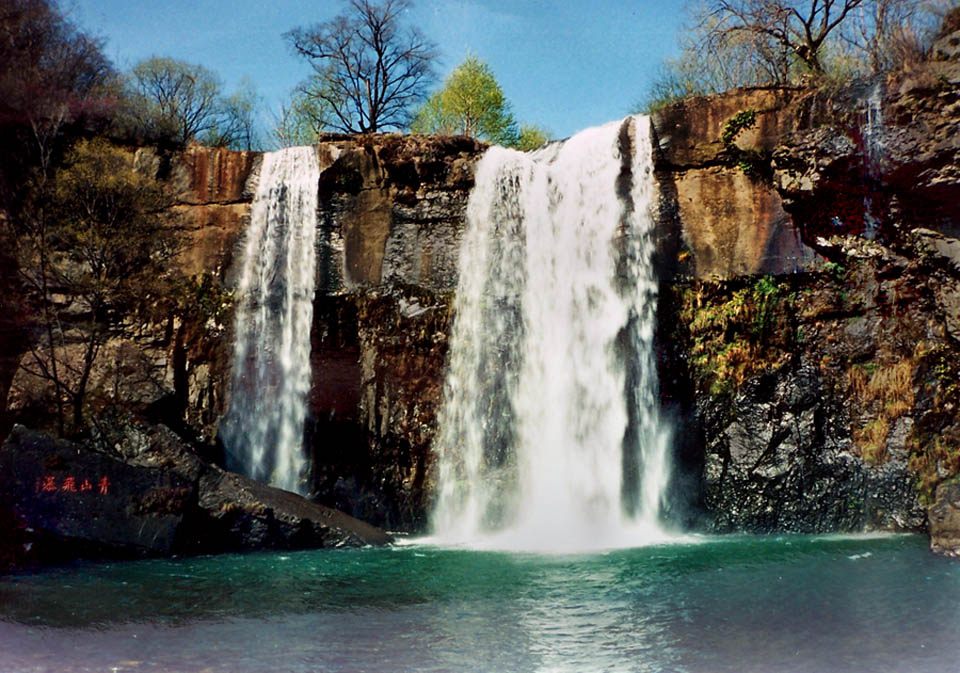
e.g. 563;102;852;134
1;535;958;672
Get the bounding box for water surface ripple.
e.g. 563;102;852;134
0;535;957;672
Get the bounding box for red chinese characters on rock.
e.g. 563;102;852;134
35;475;110;495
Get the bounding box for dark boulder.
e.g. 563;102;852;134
0;424;391;573
0;426;193;565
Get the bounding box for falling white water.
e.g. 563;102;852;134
430;116;672;552
221;146;320;494
864;80;885;170
862;80;886;239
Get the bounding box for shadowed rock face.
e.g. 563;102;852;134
0;424;390;573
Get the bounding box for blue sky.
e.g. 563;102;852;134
70;1;683;141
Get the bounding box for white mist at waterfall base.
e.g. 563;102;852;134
221;146;320;495
427;116;675;553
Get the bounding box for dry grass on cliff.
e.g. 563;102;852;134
848;358;915;464
848;359;914;415
909;435;960;501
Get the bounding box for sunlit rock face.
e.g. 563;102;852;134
652;88;819;279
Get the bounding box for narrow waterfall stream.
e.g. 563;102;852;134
221;146;320;494
430;116;672;551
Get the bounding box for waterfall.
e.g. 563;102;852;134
430;116;672;551
221;146;320;494
861;80;886;239
864;80;885;171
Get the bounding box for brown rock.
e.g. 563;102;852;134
317;134;484;292
673;166;815;277
929;479;960;557
196;468;392;550
173;203;249;278
0;425;194;560
169;145;259;205
653;87;798;168
932;30;960;62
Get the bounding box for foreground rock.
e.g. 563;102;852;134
929;479;960;557
0;425;391;573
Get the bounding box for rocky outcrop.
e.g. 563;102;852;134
297;135;481;529
929;478;960;557
0;423;390;573
656;40;960;549
653;88;819;278
772;60;960;247
314;133;483;293
662;247;943;534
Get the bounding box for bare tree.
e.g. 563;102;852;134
704;0;868;75
128;57;223;144
285;0;437;133
270;87;331;148
207;77;262;150
638;0;949;112
0;0;113;125
0;0;115;434
841;0;949;73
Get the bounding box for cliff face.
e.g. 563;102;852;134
3;34;959;555
653;87;819;278
154;135;483;531
305;134;482;528
654;30;960;547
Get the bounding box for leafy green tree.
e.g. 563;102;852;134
411;56;551;149
513;124;551;151
286;0;437;133
411;56;517;144
17;139;178;432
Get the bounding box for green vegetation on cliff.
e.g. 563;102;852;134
676;274;798;396
15;139;179;434
670;247;960;515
